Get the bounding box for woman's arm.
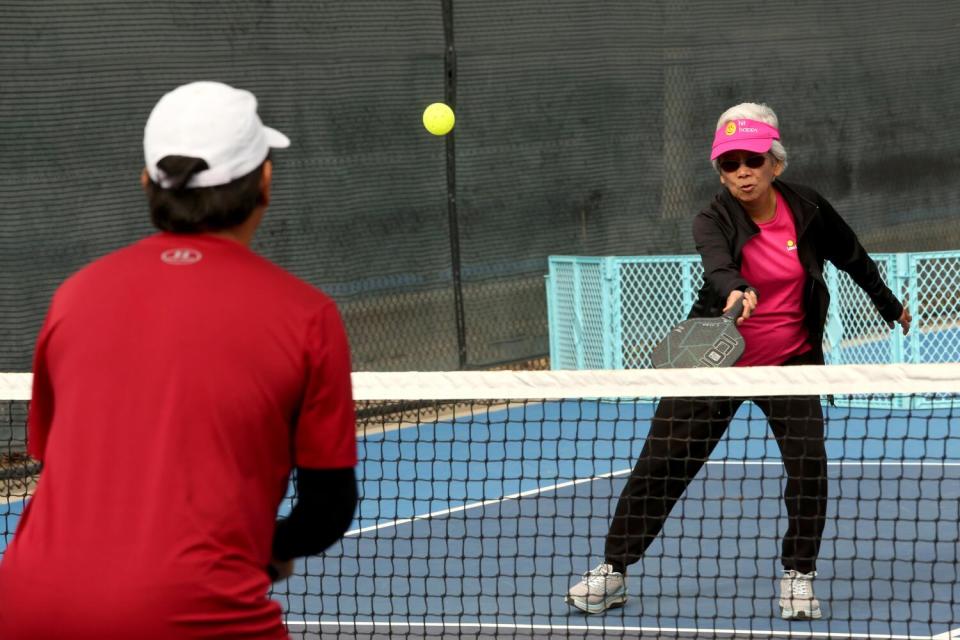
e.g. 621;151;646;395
691;213;757;322
816;195;907;329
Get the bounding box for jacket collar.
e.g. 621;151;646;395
716;179;818;240
773;179;818;238
715;188;760;257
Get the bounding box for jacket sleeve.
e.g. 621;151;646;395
817;195;903;322
692;212;750;297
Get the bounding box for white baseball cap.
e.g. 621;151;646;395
144;81;290;189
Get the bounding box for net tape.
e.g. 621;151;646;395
4;363;959;401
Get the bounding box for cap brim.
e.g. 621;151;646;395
711;138;773;160
265;126;291;149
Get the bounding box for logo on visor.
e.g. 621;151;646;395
724;121;737;136
786;240;797;252
161;248;203;265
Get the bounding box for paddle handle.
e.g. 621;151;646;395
723;288;758;321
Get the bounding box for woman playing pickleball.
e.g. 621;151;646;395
566;102;911;620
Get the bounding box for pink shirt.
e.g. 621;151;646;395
736;191;811;366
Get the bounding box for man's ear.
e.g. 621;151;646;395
140;168;150;191
258;160;273;206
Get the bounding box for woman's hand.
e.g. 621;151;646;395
889;305;912;335
723;289;758;326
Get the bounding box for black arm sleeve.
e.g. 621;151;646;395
692;212;750;298
818;195;903;322
271;467;358;562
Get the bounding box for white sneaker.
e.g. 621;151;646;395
779;570;822;620
565;563;627;614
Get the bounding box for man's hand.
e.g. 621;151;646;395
723;289;758;326
268;558;294;582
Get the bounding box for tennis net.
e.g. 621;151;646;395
2;364;960;639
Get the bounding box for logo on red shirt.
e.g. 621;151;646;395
161;248;203;265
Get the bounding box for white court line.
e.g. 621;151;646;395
346;459;960;537
344;466;627;537
283;619;943;639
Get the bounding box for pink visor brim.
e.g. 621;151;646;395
710;119;780;160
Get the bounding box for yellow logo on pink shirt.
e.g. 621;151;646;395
786;240;797;252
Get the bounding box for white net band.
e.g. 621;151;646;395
2;363;959;402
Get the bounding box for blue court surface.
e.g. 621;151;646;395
831;326;960;367
3;399;959;639
275;399;960;639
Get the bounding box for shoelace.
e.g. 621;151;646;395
585;566;614;588
791;576;812;598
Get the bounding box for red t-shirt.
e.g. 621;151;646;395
0;233;357;639
736;192;811;366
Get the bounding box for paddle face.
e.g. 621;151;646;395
649;290;755;369
649;315;744;368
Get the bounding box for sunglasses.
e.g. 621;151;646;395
718;154;767;173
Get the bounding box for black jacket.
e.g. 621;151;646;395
689;179;903;364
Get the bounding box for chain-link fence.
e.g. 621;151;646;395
547;251;960;374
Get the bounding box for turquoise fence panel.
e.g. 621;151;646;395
615;256;703;369
822;254;899;366
908;251;960;363
823;254;903;407
904;251;960;409
547;252;960;408
546;257;611;369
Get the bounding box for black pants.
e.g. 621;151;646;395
604;352;827;575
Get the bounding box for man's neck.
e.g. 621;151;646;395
207;207;264;246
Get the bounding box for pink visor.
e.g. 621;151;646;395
710;119;780;160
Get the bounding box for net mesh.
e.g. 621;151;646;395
2;365;959;638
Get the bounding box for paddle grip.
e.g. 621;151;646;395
723;287;758;321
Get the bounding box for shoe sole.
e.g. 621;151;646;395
781;606;823;620
565;593;627;615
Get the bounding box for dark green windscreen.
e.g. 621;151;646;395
2;1;958;370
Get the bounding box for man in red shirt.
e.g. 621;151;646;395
0;81;358;639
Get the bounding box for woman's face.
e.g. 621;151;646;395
717;150;783;206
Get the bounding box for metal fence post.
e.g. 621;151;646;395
892;253;910;365
603;258;621;369
681;258;694;317
823;264;844;364
545;267;556;369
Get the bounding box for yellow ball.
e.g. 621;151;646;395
422;103;455;136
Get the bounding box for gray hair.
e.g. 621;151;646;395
711;102;788;173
